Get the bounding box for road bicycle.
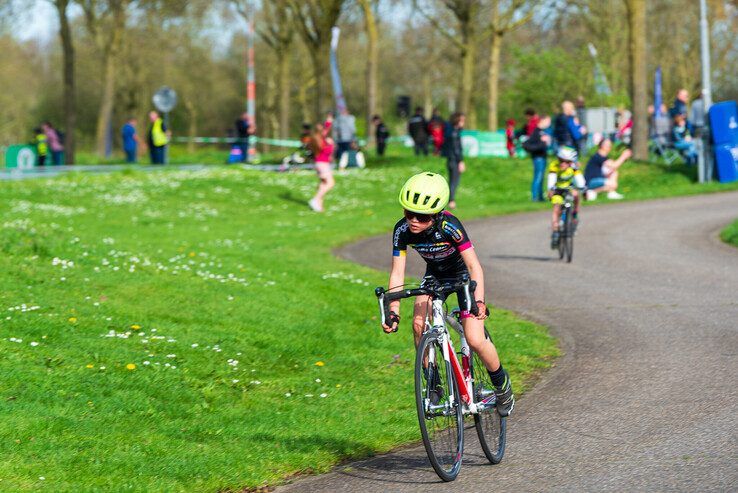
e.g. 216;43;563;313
555;187;575;263
375;275;506;481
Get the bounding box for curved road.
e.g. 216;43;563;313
277;192;738;492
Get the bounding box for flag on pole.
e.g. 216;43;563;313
330;26;347;114
654;66;663;117
246;20;257;162
588;43;612;97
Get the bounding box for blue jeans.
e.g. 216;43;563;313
150;145;165;164
51;150;64;165
531;156;546;201
674;141;697;165
124;146;137;163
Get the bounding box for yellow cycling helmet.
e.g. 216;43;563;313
398;172;450;214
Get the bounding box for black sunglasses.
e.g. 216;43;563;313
404;210;434;222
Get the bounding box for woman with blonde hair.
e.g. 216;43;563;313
308;123;335;212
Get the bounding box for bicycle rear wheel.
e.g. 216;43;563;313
415;331;464;481
471;328;506;464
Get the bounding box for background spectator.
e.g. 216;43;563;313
671;113;697;165
522;114;551;202
333;108;356;161
553;100;587;151
518;107;539;138
407;107;429;156
42;121;64;165
584;137;631;200
505;118;516;157
33;127;48;166
308;123;335;213
147;110;168;165
443;112;465;210
235;112;253;163
669;88;689;118
121;117;142;164
614;108;633;146
428;108;446;155
372;114;390;156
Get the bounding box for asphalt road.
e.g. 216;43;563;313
277;192;738;492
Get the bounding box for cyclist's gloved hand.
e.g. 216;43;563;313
382;311;400;333
475;300;489;321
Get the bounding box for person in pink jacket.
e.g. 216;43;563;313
42;121;64;165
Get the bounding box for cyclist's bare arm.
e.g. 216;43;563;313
460;247;486;319
384;254;406;332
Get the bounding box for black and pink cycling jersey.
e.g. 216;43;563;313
392;211;473;277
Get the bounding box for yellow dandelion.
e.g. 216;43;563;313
315;361;325;367
188;251;196;257
126;363;136;370
130;324;141;330
68;317;77;323
86;364;94;369
336;384;342;388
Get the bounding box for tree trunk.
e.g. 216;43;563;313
310;47;331;121
277;49;291;140
487;31;502;131
92;3;126;158
459;27;477;115
361;0;378;142
625;0;648;160
95;48;117;157
55;0;76;164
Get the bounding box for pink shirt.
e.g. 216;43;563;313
45;128;63;152
315;140;334;164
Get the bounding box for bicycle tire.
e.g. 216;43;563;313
558;212;565;260
415;331;464;481
471;328;507;464
565;208;574;263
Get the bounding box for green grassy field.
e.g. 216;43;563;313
1;147;736;492
720;219;738;247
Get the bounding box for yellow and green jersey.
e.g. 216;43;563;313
547;160;583;189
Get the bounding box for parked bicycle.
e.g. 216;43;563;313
375;275;506;481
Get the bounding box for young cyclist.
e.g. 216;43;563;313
547;146;585;249
382;172;515;416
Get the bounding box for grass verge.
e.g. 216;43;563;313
720;219;738;247
1;147;736;491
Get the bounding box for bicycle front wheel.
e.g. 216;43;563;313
564;209;574;263
415;331;464;481
471;328;506;464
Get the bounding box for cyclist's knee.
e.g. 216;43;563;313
412;316;425;335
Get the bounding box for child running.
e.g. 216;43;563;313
308;122;335;213
382;172;515;416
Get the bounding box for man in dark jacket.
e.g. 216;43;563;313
522;115;551;201
407;107;428;156
372;115;390;156
553;100;586;152
235;112;253;162
443;112;465;209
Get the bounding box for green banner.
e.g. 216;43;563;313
5;145;37;169
460;130;509;157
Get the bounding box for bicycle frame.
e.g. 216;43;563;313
426;298;493;416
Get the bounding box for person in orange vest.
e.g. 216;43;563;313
147;111;169;164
